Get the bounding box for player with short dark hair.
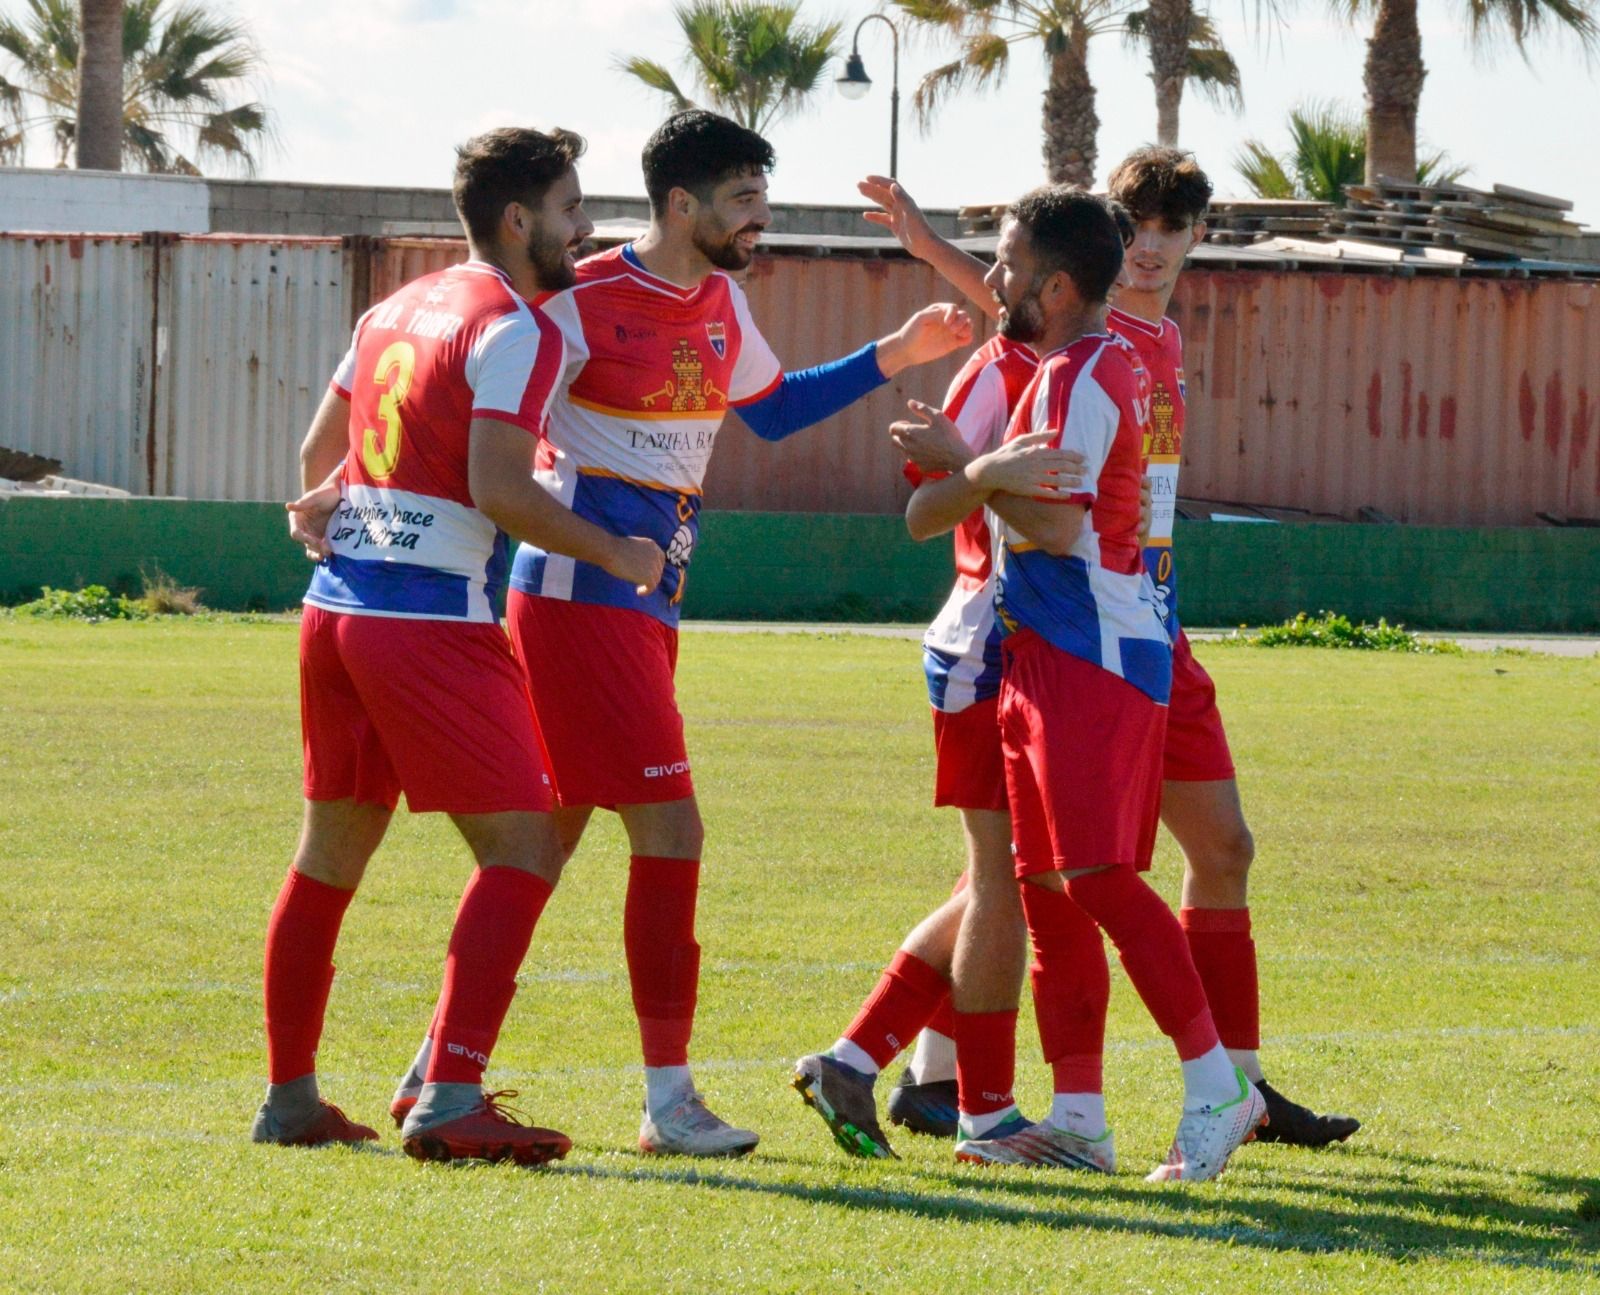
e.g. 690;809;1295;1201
830;154;1358;1155
641;108;777;219
892;187;1266;1178
256;126;664;1166
389;110;974;1157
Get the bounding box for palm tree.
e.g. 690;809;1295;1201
77;0;123;169
1353;0;1597;184
1236;101;1466;202
1123;2;1243;145
0;0;270;174
617;1;842;134
895;0;1141;187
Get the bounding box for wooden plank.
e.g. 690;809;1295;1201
1491;183;1574;212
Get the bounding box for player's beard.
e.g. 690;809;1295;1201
693;215;762;272
997;282;1046;343
528;227;578;292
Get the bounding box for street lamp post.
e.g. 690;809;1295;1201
835;14;900;179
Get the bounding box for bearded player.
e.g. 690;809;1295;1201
388;110;973;1157
256;127;665;1166
849;153;1359;1150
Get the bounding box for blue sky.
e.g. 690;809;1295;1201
27;0;1600;223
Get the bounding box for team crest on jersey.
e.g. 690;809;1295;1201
705;319;727;359
1176;367;1187;399
640;339;727;413
1149;384;1179;457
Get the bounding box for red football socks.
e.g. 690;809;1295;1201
427;866;553;1085
1020;882;1110;1093
625;855;702;1068
263;867;356;1084
1064;869;1220;1062
925;991;957;1041
954;1008;1019;1116
1181;907;1261;1050
844;950;951;1070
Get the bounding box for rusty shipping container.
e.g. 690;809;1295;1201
3;231;1594;525
0;232;157;492
151;235;356;500
1168;271;1600;527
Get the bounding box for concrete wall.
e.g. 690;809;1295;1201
0;167;209;234
0;166;959;238
3;498;1596;631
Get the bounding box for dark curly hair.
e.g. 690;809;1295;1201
641;109;775;216
1005;185;1126;305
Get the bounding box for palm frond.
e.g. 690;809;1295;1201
1185;12;1244;112
1285;101;1364;202
910;31;1012;126
1464;0;1598;54
1234;139;1295;198
615;54;698;110
1416;149;1470;185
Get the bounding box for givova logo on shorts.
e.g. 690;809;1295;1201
644;761;692;779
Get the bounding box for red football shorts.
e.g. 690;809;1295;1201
999;629;1167;877
1163;630;1236;783
299;605;552;815
507;592;693;808
931;697;1008;812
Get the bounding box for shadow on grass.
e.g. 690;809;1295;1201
543;1143;1599;1277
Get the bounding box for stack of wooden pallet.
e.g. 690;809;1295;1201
1327;179;1586;259
1202;198;1333;245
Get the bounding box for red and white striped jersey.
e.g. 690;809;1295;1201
305;260;564;623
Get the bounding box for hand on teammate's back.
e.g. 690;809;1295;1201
285;482;341;561
891;399;973;474
603;535;667;597
971;430;1086;499
859;175;936;260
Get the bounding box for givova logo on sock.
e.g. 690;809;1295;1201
446;1041;489;1068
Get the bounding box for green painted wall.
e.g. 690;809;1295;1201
1;497;1595;632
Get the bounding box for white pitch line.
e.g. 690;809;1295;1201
8;1023;1594;1095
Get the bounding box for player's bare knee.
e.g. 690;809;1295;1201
1190;823;1254;886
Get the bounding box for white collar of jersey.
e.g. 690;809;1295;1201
1107;305;1166;339
460;259;515;284
620;242;712;299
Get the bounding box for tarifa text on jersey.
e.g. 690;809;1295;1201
626;426;717;453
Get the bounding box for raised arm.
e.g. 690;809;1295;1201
859;175;998;321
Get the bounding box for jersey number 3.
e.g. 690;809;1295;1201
361;341;415;479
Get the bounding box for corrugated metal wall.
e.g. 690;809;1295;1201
714;255;989;513
2;231;1595;524
1168;272;1600;526
152;236;354;499
0;233;155;492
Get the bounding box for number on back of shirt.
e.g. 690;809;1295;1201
362;341;415;479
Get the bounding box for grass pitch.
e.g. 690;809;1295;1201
0;619;1595;1294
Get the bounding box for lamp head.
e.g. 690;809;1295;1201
836;52;871;100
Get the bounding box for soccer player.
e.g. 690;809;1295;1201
907;186;1267;1179
853;155;1359;1148
255;127;665;1166
791;280;1091;1159
388;110;974;1157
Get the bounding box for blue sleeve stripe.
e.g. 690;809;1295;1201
735;342;886;442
